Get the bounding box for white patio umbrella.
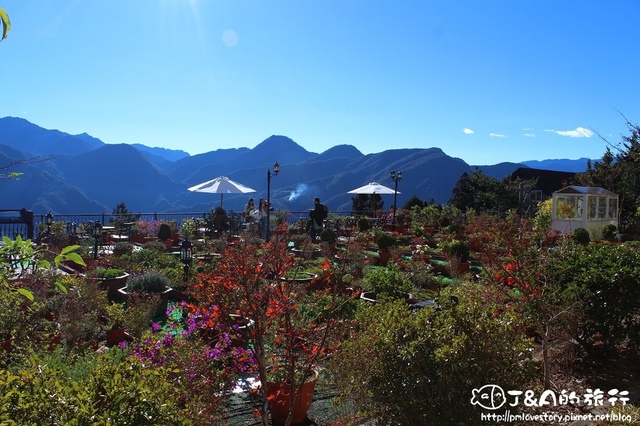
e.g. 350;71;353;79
188;176;256;208
347;182;399;195
348;182;401;215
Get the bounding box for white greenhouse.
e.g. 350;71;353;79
551;186;619;236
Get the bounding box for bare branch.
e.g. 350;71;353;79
0;156;52;179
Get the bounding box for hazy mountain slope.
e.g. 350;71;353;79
56;144;186;212
520;158;590;173
166;148;250;183
0;116;98;155
475;162;528;179
0;144;108;213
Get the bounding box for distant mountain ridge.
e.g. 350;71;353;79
0;116;592;214
520;158;591;173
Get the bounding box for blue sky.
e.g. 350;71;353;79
1;1;639;165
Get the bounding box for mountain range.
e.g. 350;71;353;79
0;116;593;215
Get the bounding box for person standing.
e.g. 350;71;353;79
244;198;256;223
309;197;328;241
258;198;269;240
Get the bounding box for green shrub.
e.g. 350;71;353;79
357;216;371;232
113;241;134;253
569;242;640;352
89;267;125;279
444;239;471;262
0;349;185;424
330;284;535;424
126;270;170;293
142;240;167;252
320;228;338;244
376;233;396;252
572;227;590;245
157;223;172;241
362;267;412;298
120;247;182;275
602;224;618;240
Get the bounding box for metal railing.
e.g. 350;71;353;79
1;210;367;241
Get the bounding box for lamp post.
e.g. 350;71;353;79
266;161;280;241
45;212;54;244
180;239;193;281
390;170;403;231
92;221;102;260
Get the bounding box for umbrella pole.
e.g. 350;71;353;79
220;194;224;208
371;193;375;218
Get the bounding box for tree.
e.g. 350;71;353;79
477;214;584;389
351;194;383;216
579;120;640;237
401;194;425;210
449;169;510;215
111;202;139;225
0;7;9;41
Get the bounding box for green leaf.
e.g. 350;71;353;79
64;252;85;266
60;245;81;255
55;281;68;294
17;288;34;301
0;8;10;41
37;259;51;270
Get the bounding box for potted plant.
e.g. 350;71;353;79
186;240;343;426
180;218;199;241
134;219;159;243
444;239;471;274
376;233;396;266
320;228;338;252
357;216;371;232
320;228;338;244
112;241;134;257
157;223;174;250
88;267;129;297
120;270;172;315
290;233;309;249
104;302;130;346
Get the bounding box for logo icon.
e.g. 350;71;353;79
471;384;506;410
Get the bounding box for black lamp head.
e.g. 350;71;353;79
92;221;102;237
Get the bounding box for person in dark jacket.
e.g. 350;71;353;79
308;197;328;241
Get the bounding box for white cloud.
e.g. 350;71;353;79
462;128;474;135
522;132;536;138
545;127;594;138
489;133;508;138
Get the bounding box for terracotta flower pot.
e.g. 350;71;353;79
0;337;13;353
378;250;392;266
106;328;131;346
95;273;130;297
266;369;319;425
130;234;146;244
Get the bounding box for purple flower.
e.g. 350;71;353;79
162;333;175;347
